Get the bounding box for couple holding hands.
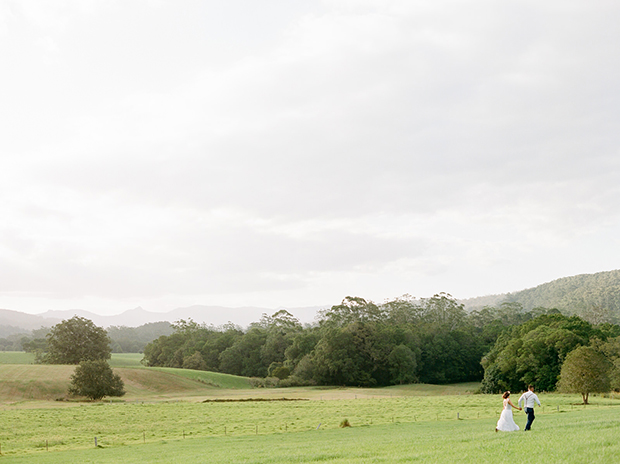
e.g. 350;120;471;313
496;385;541;432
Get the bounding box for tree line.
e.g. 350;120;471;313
20;293;620;401
19;321;173;355
142;294;558;387
480;312;620;398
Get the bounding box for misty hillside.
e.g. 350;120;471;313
0;304;326;336
464;269;620;321
4;269;620;338
503;270;620;313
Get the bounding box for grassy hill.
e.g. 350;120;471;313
464;269;620;322
0;352;253;402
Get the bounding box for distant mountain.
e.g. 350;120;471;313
0;309;60;332
5;269;620;335
463;269;620;321
0;304;327;334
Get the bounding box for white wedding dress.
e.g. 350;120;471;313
496;399;520;432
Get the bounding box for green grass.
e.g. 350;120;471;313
0;364;253;402
0;392;618;459
0;352;144;368
108;353;144;368
1;356;618;462
0;403;618;463
148;367;252;389
0;352;35;364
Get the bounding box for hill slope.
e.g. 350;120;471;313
504;269;620;314
464;269;620;321
0;364;252;402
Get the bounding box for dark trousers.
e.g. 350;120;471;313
524;407;535;430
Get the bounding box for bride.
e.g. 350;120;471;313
496;391;521;432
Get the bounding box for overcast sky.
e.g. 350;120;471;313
1;0;619;317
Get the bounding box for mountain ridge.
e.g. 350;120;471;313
462;269;620;321
1;304;327;333
3;269;620;334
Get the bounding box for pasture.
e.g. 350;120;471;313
0;400;619;463
0;352;35;364
1;353;619;462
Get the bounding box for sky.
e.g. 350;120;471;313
1;0;619;317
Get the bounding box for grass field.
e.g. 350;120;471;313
0;352;35;364
0;402;618;463
0;364;253;402
108;353;144;368
0;352;145;367
1;389;618;459
1;353;619;462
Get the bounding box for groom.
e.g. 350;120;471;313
518;385;541;431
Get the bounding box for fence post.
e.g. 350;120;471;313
95;437;98;447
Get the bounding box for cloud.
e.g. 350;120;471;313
1;0;620;313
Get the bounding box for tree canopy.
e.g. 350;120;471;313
142;295;492;387
480;313;620;393
557;346;612;404
44;316;112;364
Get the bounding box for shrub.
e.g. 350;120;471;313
68;360;125;400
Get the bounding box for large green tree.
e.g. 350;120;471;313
44;316;112;364
312;323;377;386
481;314;602;393
557;346;611;404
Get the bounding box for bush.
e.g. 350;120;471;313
271;366;290;380
278;375;317;388
248;377;280;388
68;360;125;400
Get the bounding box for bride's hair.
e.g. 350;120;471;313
502;391;510;399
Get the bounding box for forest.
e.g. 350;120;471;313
141;293;620;391
467;269;620;323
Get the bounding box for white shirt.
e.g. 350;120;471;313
518;391;541;409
